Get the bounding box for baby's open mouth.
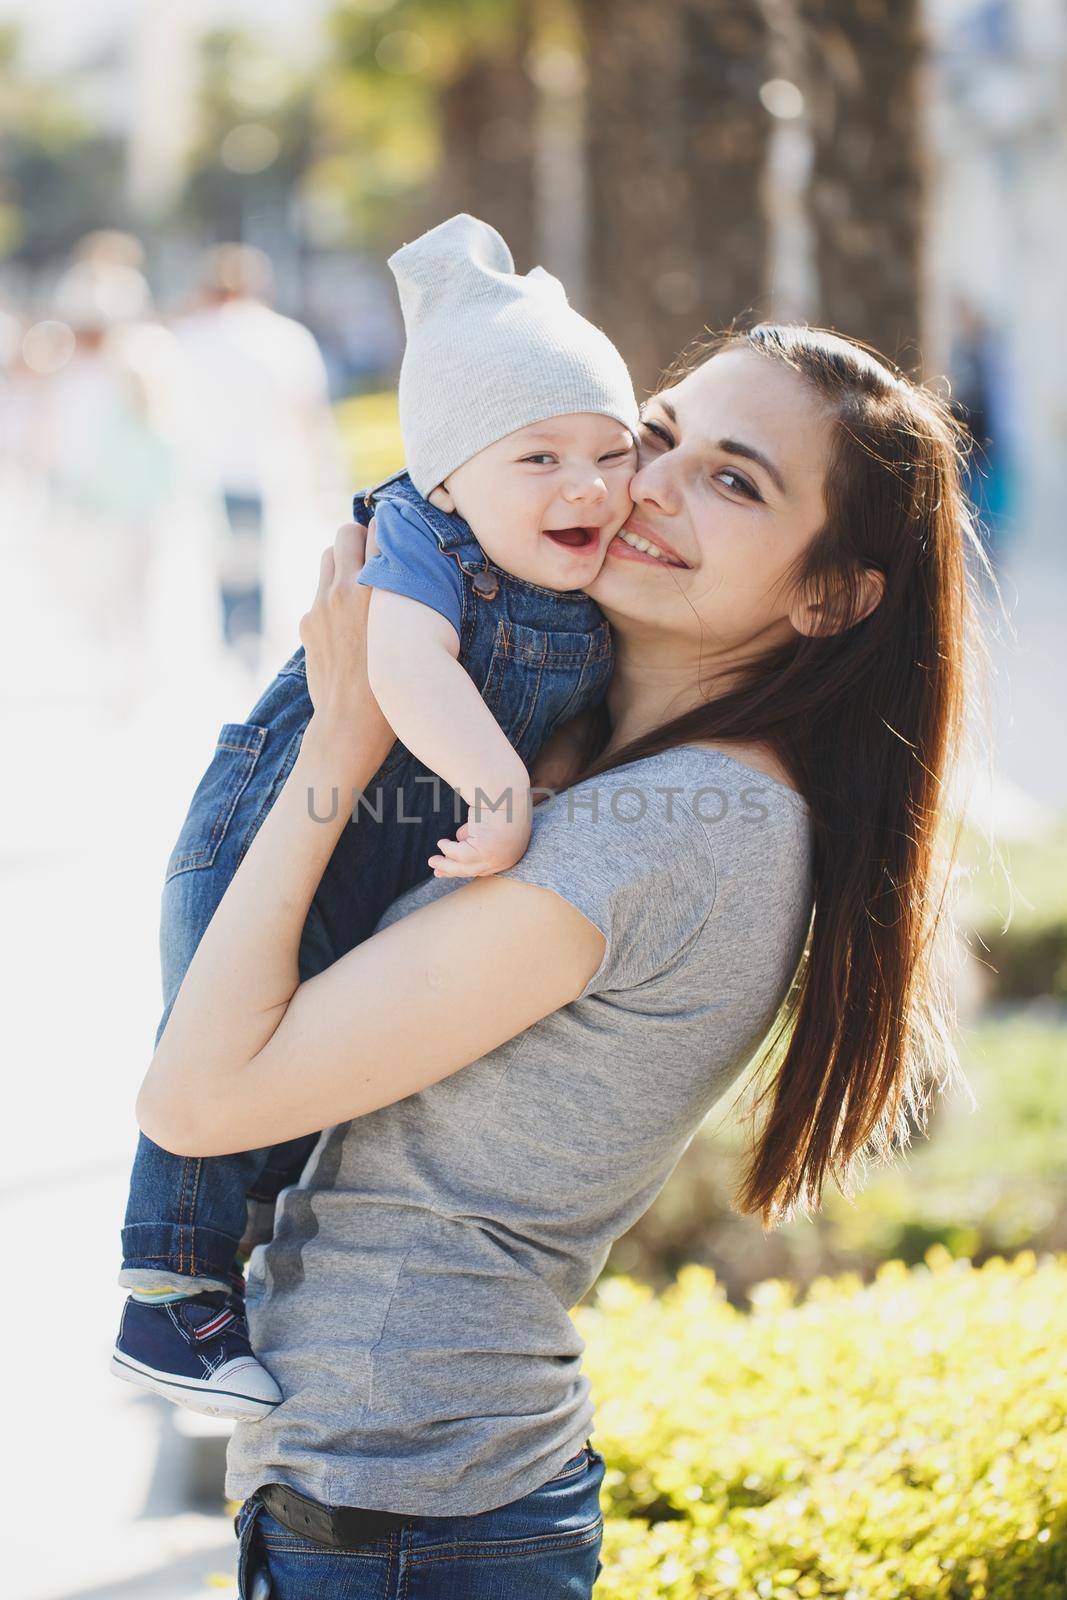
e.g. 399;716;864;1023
542;526;599;550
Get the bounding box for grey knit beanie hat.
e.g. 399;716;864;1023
388;213;639;496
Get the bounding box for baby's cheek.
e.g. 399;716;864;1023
607;485;634;533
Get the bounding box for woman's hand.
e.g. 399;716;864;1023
298;519;395;772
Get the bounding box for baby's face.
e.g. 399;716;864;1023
430;412;635;591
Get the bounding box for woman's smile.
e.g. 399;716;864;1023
607;519;690;567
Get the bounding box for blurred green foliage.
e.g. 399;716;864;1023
335;388;404;483
957;819;1067;937
577;1251;1067;1597
0;25;124;264
0;5;529;268
181;31;315;241
606;1015;1067;1301
958;819;1067;1003
182;2;526;247
310;0;523;240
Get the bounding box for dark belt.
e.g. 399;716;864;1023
257;1481;415;1549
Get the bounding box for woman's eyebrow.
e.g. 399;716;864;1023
717;438;787;495
645;399;788;495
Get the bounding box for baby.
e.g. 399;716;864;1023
361;214;636;875
111;214;638;1419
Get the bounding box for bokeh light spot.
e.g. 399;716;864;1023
22;320;76;374
220;124;282;175
760;78;805;119
375;31;430;75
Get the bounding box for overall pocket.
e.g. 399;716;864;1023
479;621;609;768
164;723;267;882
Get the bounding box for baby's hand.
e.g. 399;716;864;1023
428;808;532;880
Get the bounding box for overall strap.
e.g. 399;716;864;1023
356;470;499;595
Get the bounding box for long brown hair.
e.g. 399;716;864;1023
574;324;992;1229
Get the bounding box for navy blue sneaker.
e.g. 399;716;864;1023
111;1291;282;1420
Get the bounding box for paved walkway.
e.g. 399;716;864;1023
6;665;259;1599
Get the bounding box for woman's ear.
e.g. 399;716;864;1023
852;567;886;626
427;484;456;513
790;567;886;638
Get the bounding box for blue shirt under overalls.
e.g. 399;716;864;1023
121;470;613;1285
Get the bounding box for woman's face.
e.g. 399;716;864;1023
587;347;835;656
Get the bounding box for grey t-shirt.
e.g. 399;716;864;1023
227;747;813;1516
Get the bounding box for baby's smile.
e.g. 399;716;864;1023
541;524;603;551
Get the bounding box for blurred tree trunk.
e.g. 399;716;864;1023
433;9;537;267
578;0;691;392
579;0;770;394
684;1;773;339
796;0;925;368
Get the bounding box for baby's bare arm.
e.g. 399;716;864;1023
367;589;530;844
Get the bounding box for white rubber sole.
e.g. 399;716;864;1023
110;1350;279;1421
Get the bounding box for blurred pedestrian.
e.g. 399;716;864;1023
38;247;173;706
949;297;1016;571
4;233;224;716
173;244;347;673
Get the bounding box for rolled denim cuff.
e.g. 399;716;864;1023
121;1219;241;1288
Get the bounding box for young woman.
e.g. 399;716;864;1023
137;325;982;1598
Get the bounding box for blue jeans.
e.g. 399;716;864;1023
220;490;265;651
235;1443;606;1598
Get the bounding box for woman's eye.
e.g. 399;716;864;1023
716;469;761;501
639;419;674;448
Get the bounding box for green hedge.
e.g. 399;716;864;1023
577;1251;1067;1597
335;389;404;490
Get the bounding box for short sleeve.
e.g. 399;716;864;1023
499;767;718;998
357;499;465;635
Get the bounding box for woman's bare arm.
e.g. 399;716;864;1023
137;860;604;1157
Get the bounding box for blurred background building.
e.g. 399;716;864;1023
3;2;1065;1596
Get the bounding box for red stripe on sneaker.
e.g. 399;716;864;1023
193;1309;236;1341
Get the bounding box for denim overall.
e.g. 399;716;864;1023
121;471;613;1288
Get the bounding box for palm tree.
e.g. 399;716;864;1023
435;7;537;267
684;1;774;341
578;0;771;394
317;0;536;259
795;0;925;369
